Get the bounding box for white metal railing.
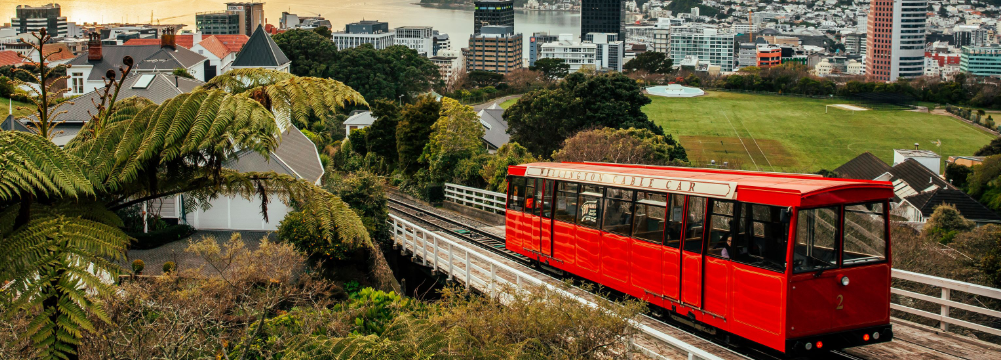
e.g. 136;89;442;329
891;269;1001;336
444;183;506;215
388;214;726;360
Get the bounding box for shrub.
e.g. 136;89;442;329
922;204;976;244
132;259;145;275
278;210;352;261
340;287;410;336
0;75;14;98
162;261;176;274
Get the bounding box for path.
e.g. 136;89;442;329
471;94;522;112
122;230;275;275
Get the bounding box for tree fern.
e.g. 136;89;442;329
0;131;93;204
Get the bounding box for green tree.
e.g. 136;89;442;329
506;72;662;156
922;204;976;244
623;51;673;74
349;127;368;156
172;67;195;79
466;70;505;88
396;95;441;174
327;171;390;243
552;127;687;164
312;25;332;39
419;97;486;184
366;100;402;167
530;58;570;81
480;142;536;192
975;137;1001;156
272;28;339;78
945;163;973;189
328;44;440;102
1;66;387;359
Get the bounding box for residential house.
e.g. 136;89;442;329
229;25;291;73
835;151;1001;224
65;33;208;97
343;110;377;137
125;34;250;77
477;103;510;153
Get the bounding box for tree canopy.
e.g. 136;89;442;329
552;127;687;165
327;44;440;102
623;51;673;74
505;72;663;157
530;58;570;81
396;95;442;174
272;28;339;79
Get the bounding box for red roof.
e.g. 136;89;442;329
0;51;24;67
508;162;893;208
124;35;196;49
196;36;230;59
208;35;249;53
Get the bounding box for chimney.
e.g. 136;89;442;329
87;32;102;61
914;143;920;150
160;27;176;50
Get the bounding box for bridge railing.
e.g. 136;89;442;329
444;183;506;215
388;214;726;360
891;269;1001;337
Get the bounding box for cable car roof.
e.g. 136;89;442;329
508;162;894;208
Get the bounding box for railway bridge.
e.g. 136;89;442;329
385;184;1001;360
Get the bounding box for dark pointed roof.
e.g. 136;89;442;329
905;188;1001;222
834;152;891;180
67;45;206;81
230;25;290;68
889;158;954;193
1;115;31;132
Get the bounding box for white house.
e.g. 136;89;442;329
343;110;377;137
64;33;208;97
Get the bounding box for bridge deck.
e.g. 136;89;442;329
423;202;1001;360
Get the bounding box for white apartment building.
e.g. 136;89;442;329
846;59;864;75
668;26;735;70
540;34;597;73
651;18;671;53
430;49;462;83
395;26;434;57
332;32;395;50
586;32;625;72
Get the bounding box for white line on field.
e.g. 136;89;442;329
721;111;760;171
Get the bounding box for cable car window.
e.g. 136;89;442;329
707;200;735;259
843;202;887;266
632;192;667;243
794;206;840;274
664;194;685;248
534;179;546;217
730;203;789;272
525;179;538;214
554;182;579;223
507;177;526;212
603;188;635;236
577;185;604;228
541;180;556;219
683;196;707;253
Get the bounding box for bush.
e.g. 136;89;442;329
339;287;410;336
162;261;176;273
129;224;196;250
0;75;14;98
131;259;145;275
922;204;976;244
278;210;352;261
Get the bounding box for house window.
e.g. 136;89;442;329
71;73;83;94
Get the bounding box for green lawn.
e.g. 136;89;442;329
1;97;34;118
500;98;518;109
643;91;996;172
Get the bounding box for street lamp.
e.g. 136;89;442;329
399;94;404;106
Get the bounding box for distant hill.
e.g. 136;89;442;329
665;0;720;17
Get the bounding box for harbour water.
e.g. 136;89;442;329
4;0;581;55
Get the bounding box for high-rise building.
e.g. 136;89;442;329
529;32;559;67
395;26;434;56
11;4;68;37
960;45;1001;76
196;11;241;35
668;26;735;70
864;0;927;82
225;2;266;36
581;0;624;41
473;0;514;35
585;32;623;72
463;25;523;74
433;32;451;56
332;20;396;50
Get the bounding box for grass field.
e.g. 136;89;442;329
500;98;518;109
1;97;33;118
643;91;996;172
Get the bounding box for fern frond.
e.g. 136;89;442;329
0;131;93;204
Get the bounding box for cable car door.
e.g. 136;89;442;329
524;179;541;256
538;180;555;258
680;196;707;309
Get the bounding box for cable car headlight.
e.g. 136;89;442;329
840;275;850;286
873;332;880;340
805;342;813;350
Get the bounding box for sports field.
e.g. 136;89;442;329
644;91;996;172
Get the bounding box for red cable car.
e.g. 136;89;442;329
504;162;894;355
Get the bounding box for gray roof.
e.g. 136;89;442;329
478;103;509;149
343;110;377;126
43;73;204;123
67;45;206;81
834;152;891;180
906;188;1001;222
231;25;291;68
224;125;324;184
1;115;31;132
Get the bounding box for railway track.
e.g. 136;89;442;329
386;194;866;360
